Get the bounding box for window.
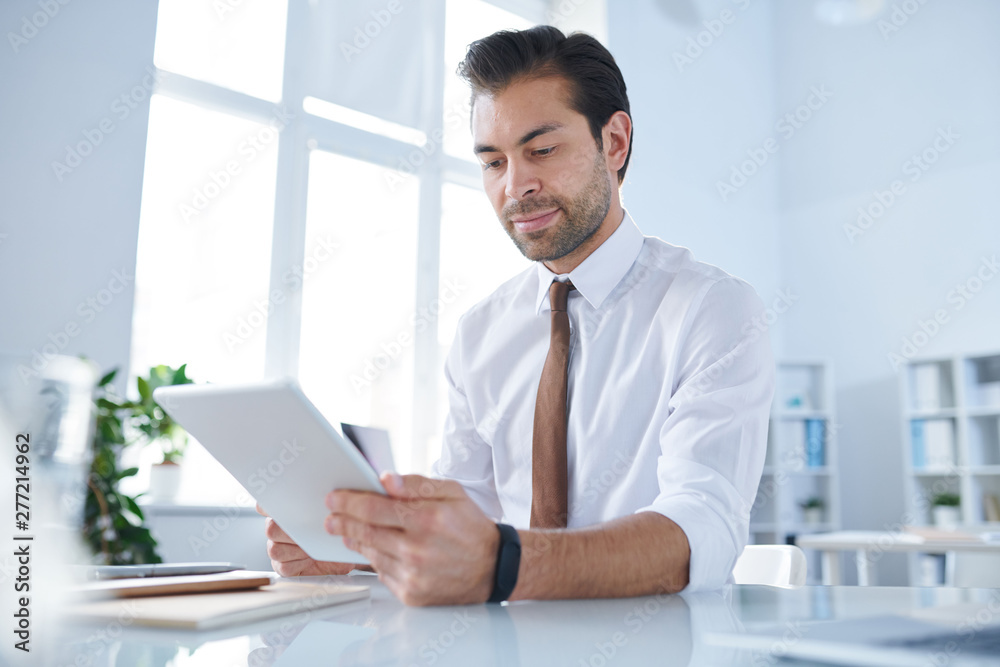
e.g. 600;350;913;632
130;0;606;502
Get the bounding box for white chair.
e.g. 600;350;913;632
733;545;808;588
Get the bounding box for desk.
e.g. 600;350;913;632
50;577;1000;666
795;530;1000;586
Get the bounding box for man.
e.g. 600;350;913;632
261;25;774;606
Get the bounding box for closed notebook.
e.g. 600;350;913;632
72;570;275;600
66;579;371;630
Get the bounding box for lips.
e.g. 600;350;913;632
511;209;559;234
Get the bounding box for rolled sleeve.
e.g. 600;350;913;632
636;278;775;592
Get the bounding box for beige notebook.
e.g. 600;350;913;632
73;570;275;600
66;580;370;630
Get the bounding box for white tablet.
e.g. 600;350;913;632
153;379;385;564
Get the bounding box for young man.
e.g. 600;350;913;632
261;26;774;606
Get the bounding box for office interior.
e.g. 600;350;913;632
2;0;999;602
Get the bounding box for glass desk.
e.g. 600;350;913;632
48;575;1000;666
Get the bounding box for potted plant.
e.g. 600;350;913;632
132;364;193;501
931;492;961;529
83;368;162;565
799;496;825;525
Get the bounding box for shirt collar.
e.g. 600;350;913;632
534;210;645;314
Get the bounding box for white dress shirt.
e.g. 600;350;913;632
431;211;775;592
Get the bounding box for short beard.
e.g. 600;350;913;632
500;150;613;263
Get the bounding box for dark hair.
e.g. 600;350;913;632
457;25;632;186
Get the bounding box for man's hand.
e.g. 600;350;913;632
255;503;359;577
325;472;499;606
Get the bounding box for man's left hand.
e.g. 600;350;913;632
325;473;500;606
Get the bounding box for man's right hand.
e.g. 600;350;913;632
256;503;359;577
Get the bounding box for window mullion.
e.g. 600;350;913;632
263;0;312;380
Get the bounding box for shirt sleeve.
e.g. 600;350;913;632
635;277;776;592
430;314;505;520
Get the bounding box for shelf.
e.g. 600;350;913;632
906;409;959;419
965;406;1000;418
771;410;830;420
756;362;840;545
902;351;1000;565
912;467;961;477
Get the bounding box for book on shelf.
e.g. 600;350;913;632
912;363;941;411
923;419;955;468
985;493;1000;523
910;420;926;468
912;419;954;468
805;419;825;467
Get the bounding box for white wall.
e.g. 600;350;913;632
609;0;784;335
0;0;158;389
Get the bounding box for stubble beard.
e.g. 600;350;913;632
500;151;613;263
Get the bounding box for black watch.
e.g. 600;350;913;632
487;523;521;603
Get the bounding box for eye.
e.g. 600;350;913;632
532;146;556;157
482;158;503;171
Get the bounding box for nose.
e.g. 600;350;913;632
504;158;540;202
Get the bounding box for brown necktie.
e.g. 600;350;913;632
530;279;575;528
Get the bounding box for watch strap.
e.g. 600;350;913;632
487;523;521;603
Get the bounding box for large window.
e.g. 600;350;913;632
130;0;604;502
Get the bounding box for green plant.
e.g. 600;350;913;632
798;496;825;510
82;364;193;565
134;364;192;464
932;492;961;507
84;368;162;565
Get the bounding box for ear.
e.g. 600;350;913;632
602;110;632;177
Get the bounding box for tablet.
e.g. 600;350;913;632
153;380;385;564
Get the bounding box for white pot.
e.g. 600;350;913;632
149;462;182;502
803;507;824;525
932;505;961;530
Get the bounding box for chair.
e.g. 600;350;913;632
733;545;808;588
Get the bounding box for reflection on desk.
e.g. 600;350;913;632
53;576;1000;667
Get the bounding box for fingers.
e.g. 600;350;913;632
382;473;467;501
255;502;268;517
267;538;310;564
264;517;296;544
326;490;408;529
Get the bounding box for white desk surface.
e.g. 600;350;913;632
50;575;1000;666
796;530;1000;553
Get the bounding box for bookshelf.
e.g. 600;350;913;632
750;361;841;583
900;351;1000;584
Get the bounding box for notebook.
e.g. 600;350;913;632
72;570;274;600
66;579;371;630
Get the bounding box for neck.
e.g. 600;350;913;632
543;198;625;275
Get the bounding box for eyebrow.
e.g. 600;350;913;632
473;122;564;155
